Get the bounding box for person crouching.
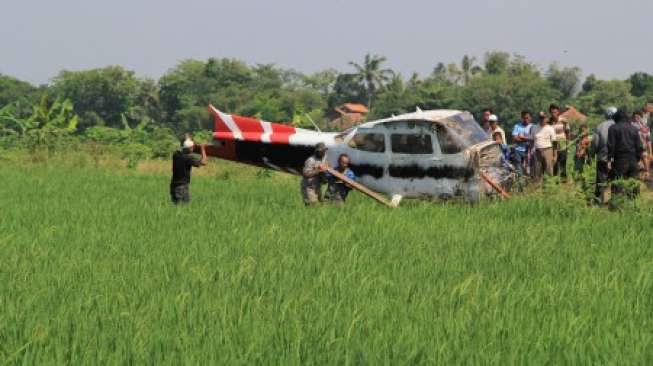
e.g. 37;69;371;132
325;154;356;205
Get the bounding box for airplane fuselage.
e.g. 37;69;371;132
204;106;513;202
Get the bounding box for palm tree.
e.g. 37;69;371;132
349;54;394;109
460;55;482;86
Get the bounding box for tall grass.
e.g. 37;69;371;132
1;161;653;364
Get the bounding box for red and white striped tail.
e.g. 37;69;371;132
208;105;297;144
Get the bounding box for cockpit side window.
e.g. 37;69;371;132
348;132;386;153
435;125;462;154
390;134;433;154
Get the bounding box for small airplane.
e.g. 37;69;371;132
200;104;514;206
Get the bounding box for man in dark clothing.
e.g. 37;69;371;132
590;107;616;202
170;138;207;204
608;109;644;181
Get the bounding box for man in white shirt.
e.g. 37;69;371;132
530;112;557;180
489;114;506;145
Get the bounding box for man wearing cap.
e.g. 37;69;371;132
170;136;207;204
301;142;328;206
489;114;506;145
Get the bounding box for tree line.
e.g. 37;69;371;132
2;50;653;142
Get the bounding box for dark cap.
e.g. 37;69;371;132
315;142;328;152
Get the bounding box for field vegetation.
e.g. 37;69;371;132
1;151;653;364
2;49;653;364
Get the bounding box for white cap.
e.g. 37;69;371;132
489;114;498;122
182;139;194;149
605;106;617;118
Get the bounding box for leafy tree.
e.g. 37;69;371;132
431;62;448;83
349;54;394;109
52;66;146;129
159;58;253;132
327;73;367;109
445;63;463;85
507;55;541;77
461;55;482;85
571;80;634;116
370;74;413;118
484;51;511;75
302;69;338;99
547;62;582;100
582;74;599;93
0;74;38;108
628;72;653;98
462;73;560;127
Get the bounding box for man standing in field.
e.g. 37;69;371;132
170;137;207;204
608;108;643;184
591;107;617;203
511;110;533;176
631;111;651;179
301;142;328;206
530;112;557;181
550;104;571;180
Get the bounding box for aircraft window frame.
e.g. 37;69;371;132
347;131;386;153
434;125;463;154
390;133;434;155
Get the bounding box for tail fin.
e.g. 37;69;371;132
208;104;296;144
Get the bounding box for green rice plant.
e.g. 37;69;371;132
1;160;653;364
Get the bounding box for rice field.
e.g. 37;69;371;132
1;157;653;364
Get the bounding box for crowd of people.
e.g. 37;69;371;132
481;103;653;202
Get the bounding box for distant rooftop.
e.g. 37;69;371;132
342;103;369;114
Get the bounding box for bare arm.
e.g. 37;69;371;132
199;144;208;166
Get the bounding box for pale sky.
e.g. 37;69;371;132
1;0;652;85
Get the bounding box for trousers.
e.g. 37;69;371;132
170;183;190;204
532;147;554;180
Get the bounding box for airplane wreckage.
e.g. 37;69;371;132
199;104;514;207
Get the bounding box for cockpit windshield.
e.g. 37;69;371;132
444;112;489;146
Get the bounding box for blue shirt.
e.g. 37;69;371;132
499;144;510;161
512;122;532;153
326;167;356;201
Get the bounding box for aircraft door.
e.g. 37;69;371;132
386;125;445;196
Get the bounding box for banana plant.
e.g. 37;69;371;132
0;103;26;135
26;96;79;133
19;96;80;149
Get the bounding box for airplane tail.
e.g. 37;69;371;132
204;105;323;174
208;104;296;144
